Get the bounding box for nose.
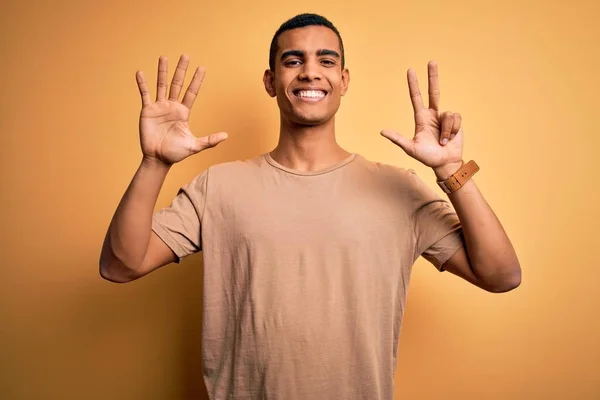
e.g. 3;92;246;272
298;60;321;81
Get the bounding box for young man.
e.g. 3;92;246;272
100;13;521;400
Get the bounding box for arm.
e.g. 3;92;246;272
99;158;176;283
434;162;521;292
99;54;227;283
381;61;521;293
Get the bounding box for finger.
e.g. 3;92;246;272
156;56;168;101
136;70;151;108
428;60;440;111
192;132;228;153
407;69;425;114
440;112;454;145
169;54;190;101
182;66;206;109
450;113;462;140
380;130;416;158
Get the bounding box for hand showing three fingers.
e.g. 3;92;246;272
381;61;463;169
136;54;227;166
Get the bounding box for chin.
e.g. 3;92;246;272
289;110;334;126
291;117;328;127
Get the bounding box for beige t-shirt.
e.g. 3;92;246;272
152;153;463;400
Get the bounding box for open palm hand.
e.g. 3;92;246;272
136;55;227;166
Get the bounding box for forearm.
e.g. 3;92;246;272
434;163;521;287
100;157;170;275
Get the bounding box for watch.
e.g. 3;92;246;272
437;160;480;194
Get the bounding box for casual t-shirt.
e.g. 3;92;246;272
151;152;463;400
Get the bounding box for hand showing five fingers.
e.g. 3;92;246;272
381;61;463;169
136;54;227;166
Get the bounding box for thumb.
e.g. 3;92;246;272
380;130;415;157
192;132;228;153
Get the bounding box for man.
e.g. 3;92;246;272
100;13;521;400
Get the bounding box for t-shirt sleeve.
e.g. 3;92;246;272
409;170;464;271
151;169;209;262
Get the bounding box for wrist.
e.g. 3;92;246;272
433;160;464;181
141;155;172;173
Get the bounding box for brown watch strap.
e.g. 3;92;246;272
437;160;479;194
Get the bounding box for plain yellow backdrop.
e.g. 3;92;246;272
1;0;598;398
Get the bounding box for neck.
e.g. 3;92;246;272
270;116;351;172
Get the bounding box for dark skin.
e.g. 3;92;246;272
380;61;521;292
99;56;227;282
265;26;521;292
100;26;521;293
263;25;351;172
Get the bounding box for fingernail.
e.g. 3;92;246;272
450;134;455;140
441;138;448;145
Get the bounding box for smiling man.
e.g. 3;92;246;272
100;13;521;400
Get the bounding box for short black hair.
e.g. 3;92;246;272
269;13;345;71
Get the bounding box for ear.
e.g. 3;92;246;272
263;69;276;98
340;68;350;96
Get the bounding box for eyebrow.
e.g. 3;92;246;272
317;49;340;58
280;49;341;61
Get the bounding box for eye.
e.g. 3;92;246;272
320;59;337;66
284;59;302;67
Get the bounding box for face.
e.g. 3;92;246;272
263;25;350;126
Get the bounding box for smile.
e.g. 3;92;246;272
293;89;327;102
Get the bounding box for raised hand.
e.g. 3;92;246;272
381;61;463;169
136;54;227;166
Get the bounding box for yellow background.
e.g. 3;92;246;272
1;0;598;398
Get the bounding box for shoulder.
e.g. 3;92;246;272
352;154;440;204
177;155;265;194
207;155;265;177
182;155;266;186
353;154;422;187
199;155;270;198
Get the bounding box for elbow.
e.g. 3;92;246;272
99;253;139;284
485;264;522;293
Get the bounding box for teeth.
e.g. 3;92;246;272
297;90;325;98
